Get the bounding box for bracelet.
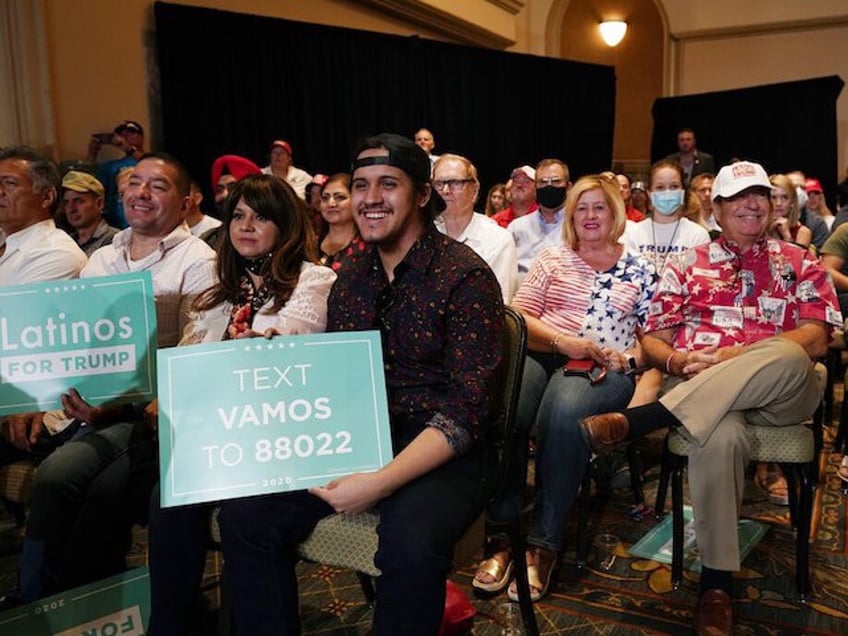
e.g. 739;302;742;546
551;332;565;354
665;351;677;375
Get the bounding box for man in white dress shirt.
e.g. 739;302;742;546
0;147;87;286
432;154;517;302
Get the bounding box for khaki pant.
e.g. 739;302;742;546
659;338;823;571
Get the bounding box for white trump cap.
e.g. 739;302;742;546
711;161;771;201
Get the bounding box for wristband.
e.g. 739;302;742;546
665;351;677;375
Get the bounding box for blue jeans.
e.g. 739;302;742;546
488;353;634;552
25;421;135;590
218;444;490;636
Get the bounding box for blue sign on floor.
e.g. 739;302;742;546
0;567;150;636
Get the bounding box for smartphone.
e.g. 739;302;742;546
92;132;113;145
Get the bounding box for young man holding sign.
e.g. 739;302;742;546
218;133;505;635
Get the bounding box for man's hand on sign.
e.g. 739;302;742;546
1;412;45;451
309;472;387;515
60;388;108;427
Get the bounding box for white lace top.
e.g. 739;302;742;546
179;262;337;344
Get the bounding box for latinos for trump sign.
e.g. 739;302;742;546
158;330;393;507
0;272;157;416
0;567;150;636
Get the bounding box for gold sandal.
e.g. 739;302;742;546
472;549;514;594
508;547;557;602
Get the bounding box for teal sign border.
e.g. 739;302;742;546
0;567;150;635
0;272;157;416
158;330;393;507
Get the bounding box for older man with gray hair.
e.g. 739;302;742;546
0;147;87;285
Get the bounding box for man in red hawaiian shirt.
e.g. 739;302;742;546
581;160;842;635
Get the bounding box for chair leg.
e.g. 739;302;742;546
781;462;799;529
356;572;376;605
811;402;823;487
671;462;684;590
575;471;591;567
654;435;672;517
836;388;848;455
626;442;644;504
508;521;540;636
795;463;813;600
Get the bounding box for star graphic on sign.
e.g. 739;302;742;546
266;343;274;350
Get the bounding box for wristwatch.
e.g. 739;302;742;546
623;353;638;375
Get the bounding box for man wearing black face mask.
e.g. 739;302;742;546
508;158;570;283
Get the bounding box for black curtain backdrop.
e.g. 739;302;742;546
153;2;616;208
651;76;844;198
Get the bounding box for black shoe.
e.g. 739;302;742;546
0;588;26;612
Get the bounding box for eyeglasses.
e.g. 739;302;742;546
432;179;473;192
537;177;565;187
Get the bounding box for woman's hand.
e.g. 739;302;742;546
235;327;298;339
771;217;792;240
308;472;388;515
557;335;607;364
601;347;627;373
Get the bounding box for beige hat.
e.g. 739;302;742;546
62;170;105;196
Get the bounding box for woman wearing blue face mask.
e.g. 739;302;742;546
621;161;711;412
622;160;710;275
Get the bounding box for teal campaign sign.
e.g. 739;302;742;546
0;567;150;636
158;330;393;507
0;272;157;416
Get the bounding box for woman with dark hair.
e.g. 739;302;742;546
317;172;367;271
146;174;336;634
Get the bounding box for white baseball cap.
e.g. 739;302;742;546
711;161;771;201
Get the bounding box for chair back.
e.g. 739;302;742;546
489;306;527;506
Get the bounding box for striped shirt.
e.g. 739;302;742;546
513;244;656;350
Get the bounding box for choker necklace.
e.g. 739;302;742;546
650;218;681;276
237;253;271;274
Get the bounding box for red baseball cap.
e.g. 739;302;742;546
270;140;293;155
805;178;823;193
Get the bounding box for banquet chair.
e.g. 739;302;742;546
653;422;816;598
0;461;35;526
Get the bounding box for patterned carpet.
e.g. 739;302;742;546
1;431;847;634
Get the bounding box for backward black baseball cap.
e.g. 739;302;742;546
351;133;445;213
